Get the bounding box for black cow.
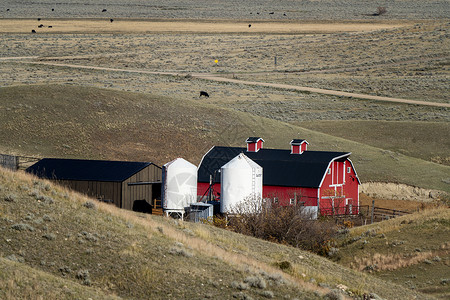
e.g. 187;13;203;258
199;91;209;98
110;19;114;23
248;24;251;28
102;9;107;12
31;30;36;33
38;24;44;28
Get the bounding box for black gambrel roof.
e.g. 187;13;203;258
198;146;351;188
26;158;156;182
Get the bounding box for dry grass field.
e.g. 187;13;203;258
0;167;436;299
0;1;449;298
336;208;450;299
0;2;448;189
0;19;405;34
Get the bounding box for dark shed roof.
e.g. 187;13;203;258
246;137;264;143
26;158;155;182
198;146;351;188
290;139;309;145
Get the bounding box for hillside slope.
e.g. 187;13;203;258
1;84;449;192
335;209;450;299
0;167;434;299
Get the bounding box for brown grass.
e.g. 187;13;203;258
352;242;449;272
0;19;406;34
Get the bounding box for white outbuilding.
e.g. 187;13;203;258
220;153;263;214
162;158;197;219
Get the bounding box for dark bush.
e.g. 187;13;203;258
227;197;338;255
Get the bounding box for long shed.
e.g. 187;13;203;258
26;158;162;212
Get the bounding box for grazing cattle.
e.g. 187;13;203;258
283;13;287;16
6;9;10;12
37;18;41;21
48;26;52;28
31;30;36;33
200;91;209;98
102;9;107;12
248;24;251;28
38;24;44;28
269;12;274;15
110;18;114;22
52;8;54;11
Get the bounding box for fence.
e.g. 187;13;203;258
319;203;411;225
0;154;40;171
0;154;19;170
371;206;410;222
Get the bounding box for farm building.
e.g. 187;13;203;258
26;158;162;213
197;137;360;217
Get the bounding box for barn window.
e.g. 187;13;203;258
327;168;331;174
289;198;295;205
273;197;279;204
347;167;351;173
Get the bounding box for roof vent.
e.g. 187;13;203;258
246;137;264;152
290;139;309;154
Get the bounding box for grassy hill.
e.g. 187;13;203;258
0;84;449;192
334;208;450;299
0;167;434;299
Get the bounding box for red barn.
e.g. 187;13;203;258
197;138;360;217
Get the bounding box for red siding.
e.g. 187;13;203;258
291;145;300;154
197;182;221;201
319;159;359;215
197;160;359;216
247;140;263;152
291;143;307;154
263;186;318;206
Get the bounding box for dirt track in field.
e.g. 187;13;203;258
14;60;450;108
0;19;406;34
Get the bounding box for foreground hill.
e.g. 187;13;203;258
335;208;450;299
1;84;449;193
0;167;433;299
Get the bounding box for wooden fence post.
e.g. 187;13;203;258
371;199;375;224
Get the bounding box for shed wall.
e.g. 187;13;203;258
121;164;162;210
59;180;121;206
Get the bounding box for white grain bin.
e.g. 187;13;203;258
220;153;263;214
162;158;198;217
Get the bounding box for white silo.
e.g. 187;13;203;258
162;158;198;219
220;153;263;214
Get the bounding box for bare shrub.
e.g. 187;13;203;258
228;197;337;255
376;7;387;16
4;194;16;202
11;223;35;232
83;201;96;209
365;6;387;16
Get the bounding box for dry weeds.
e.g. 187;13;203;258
352;243;449;272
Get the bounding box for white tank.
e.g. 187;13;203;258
220;153;263;214
162;158;198;212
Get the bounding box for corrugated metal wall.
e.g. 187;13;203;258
121;164;162;210
61;180;121;206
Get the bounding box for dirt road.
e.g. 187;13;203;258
14;60;449;108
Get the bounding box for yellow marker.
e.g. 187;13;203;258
214;59;218;63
